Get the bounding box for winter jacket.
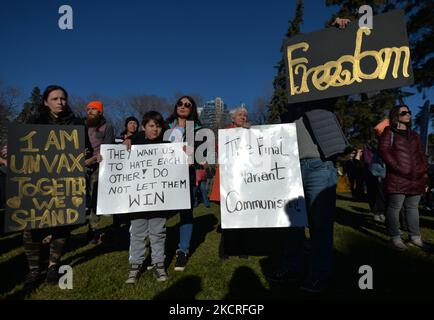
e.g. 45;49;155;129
379;126;428;194
27;108;83;126
280;99;349;160
87;118;115;157
304;108;350;159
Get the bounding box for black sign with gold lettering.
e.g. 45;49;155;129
284;10;414;104
4;124;86;232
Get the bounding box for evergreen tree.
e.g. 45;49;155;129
0;82;21;147
324;0;423;145
15;86;42;124
0;100;11;147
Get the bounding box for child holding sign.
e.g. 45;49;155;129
124;111;169;283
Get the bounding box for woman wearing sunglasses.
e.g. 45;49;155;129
166;96;202;271
379;105;429;251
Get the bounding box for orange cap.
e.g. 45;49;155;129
87;101;103;113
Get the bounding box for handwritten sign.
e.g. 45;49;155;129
218;124;307;229
4;125;86;232
97;142;190;214
284;10;413;103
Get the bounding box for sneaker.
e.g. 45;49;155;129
391;238;408;251
46;264;59;285
174;251;188;271
300;278;329;293
266;268;300;284
153;263;168;282
125;264;142;284
87;228;101;245
407;238;429;250
24;269;41;291
373;215;382;222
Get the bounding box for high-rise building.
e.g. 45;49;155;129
199;97;231;136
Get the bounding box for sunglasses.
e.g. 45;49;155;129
177;101;192;109
399;110;412;116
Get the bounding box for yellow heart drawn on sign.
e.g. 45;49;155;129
7;196;21;209
72;197;83;208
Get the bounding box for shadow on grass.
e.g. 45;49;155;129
335;206;389;242
60;225;131;268
348;206;371;213
420;215;434;230
0;232;22;256
336;193;365;203
0;253;27;297
153;275;202;300
257;186;434;300
165;213;218;267
259;239;434;300
224;266;268;299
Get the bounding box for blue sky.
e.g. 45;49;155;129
0;0;432;122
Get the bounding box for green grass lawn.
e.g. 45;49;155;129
1;192;434;300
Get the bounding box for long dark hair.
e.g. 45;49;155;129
166;95;201;125
39;85;72;115
389;104;412;129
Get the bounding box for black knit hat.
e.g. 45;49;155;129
125;116;139;128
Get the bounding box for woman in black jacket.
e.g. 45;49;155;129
22;85;88;291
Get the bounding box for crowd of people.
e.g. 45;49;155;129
1;14;433;292
342;106;430;251
0;82;431;295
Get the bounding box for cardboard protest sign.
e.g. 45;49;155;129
97;142;190;214
284;10;413;103
218;124;307;229
4;125;86;232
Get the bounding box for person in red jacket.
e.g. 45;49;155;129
379;105;429;251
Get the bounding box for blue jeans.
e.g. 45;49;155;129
178;180;195;255
283;158;337;281
178;209;193;255
386;194;421;239
193;181;210;207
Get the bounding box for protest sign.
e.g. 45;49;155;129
218;124;307;229
5;125;86;232
97;142;190;214
284;10;413;103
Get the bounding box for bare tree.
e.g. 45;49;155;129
0;85;21;112
0;81;22;146
129;94;172;119
68;95;87;119
250;89;272;125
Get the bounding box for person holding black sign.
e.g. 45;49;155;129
379;105;429;251
15;85;88;291
267;18;351;293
